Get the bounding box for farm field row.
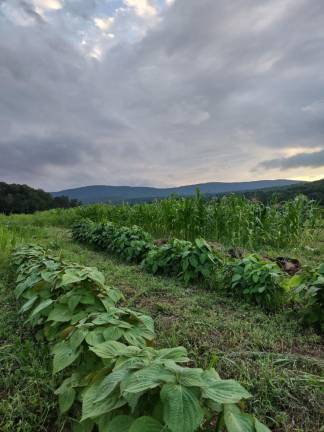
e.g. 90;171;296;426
1;194;321;250
0;221;323;431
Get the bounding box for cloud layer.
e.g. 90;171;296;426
0;0;323;190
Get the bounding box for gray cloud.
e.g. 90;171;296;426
0;0;324;190
258;149;324;170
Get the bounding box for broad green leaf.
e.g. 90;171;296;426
70;329;86;350
19;295;38;313
164;362;204;387
105;415;134;432
202;379;251;404
53;344;81;374
81;384;126;421
59;269;86;287
15;274;42;298
129;417;164;432
160;383;203;432
68;294;82;312
223;404;254;432
195;238;208;249
47;304;73;322
122;365;175;393
90;340;141;359
254;417;271;432
59;387;76;413
72;419;95;432
85;267;106;286
94;369;130;403
29;298;54;319
85;329;105;346
155;346;189;363
103;327;124;341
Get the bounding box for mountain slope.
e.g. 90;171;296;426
244;178;324;204
52;179;301;204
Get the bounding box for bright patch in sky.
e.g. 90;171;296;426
94;16;115;32
124;0;157;17
34;0;62;12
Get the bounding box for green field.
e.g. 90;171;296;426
0;197;323;432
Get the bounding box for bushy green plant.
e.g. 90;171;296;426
143;238;221;283
72;220;153;263
229;255;286;310
290;264;324;332
11;244;270;432
109;225;153;262
73;220;221;283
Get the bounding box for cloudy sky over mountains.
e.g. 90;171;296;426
0;0;323;190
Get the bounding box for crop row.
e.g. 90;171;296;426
72;219;324;332
12;244;271;432
5;193;320;250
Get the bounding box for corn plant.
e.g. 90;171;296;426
11;244;271;431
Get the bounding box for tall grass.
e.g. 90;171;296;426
0;223;39;268
1;193;320;250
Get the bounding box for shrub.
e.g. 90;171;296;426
291;264;324;332
143;238;221;283
229;255;286;310
72;220;153;263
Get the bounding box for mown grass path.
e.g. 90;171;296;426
1;225;324;432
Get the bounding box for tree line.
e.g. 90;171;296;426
0;182;80;214
242;178;324;205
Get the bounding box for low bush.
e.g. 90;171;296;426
228;255;286;310
290;264;324;332
12;244;271;431
143;238;221;283
72;220;153;263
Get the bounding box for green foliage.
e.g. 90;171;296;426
4;191;320;251
72;220;153;263
143;238;221;283
292;264;324;332
73;220;221;284
243;178;324;206
0;181;80;215
11;244;270;431
229;255;286;310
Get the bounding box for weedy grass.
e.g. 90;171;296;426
0;220;323;431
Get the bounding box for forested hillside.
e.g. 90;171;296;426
243;178;324;204
0;182;80;214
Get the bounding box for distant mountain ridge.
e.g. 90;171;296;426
52;179;301;204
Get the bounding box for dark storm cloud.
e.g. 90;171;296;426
0;0;324;190
258;149;324;170
0;134;93;176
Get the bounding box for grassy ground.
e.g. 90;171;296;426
0;224;323;431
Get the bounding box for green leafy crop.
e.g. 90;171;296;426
143;238;221;283
229;255;286;310
290;264;324;332
11;244;271;432
72;220;221;284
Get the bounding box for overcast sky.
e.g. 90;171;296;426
0;0;323;191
